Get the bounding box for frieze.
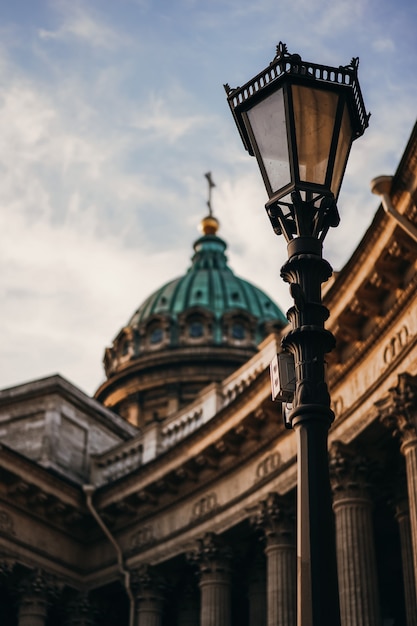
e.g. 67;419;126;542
331;324;412;422
129;526;156;552
0;510;15;535
191;493;218;521
383;325;410;366
255;452;281;481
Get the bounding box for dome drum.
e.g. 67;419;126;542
97;342;260;426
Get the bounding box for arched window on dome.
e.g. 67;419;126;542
189;320;204;338
223;312;255;346
178;309;212;345
114;328;133;365
231;322;246;340
145;316;168;350
150;327;164;344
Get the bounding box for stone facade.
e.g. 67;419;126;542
0;122;416;625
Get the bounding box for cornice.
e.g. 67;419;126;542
324;120;417;327
0;375;136;440
328;272;417;388
0;444;81;499
0;444;91;537
94;371;282;511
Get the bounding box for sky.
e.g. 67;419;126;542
0;0;416;396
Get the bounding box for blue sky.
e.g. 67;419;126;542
0;0;416;394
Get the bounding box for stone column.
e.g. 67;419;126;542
18;570;49;626
132;565;164;626
189;532;232;626
395;499;417;626
251;492;295;626
329;441;381;626
378;373;417;601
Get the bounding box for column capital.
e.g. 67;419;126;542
329;441;374;500
187;532;232;575
331;441;382;626
0;558;15;579
250;493;296;626
131;564;165;626
131;564;166;600
250;492;294;546
377;372;417;449
189;533;232;626
65;591;98;626
17;568;60;600
16;568;59;626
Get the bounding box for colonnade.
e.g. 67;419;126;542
2;477;416;626
3;371;417;626
131;450;416;626
1;474;415;626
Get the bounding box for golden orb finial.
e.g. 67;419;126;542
200;214;220;235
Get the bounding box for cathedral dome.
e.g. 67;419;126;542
95;214;287;427
128;227;286;339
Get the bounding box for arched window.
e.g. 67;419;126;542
189;321;204;338
150;327;163;344
231;322;246;340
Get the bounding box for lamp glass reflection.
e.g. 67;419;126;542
246;88;290;196
292;86;338;187
331;103;352;197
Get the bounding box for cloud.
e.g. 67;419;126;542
0;34;220;392
215;171;293;313
0;0;415;398
0;203;188;393
372;38;395;53
131;92;209;144
38;3;128;50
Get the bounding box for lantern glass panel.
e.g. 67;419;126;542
292;85;338;187
331;103;352;198
246;88;290;195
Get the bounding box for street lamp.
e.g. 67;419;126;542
225;43;369;626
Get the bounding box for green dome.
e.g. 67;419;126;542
101;219;288;387
129;233;286;328
98;216;288;424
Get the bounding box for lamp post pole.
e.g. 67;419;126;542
225;43;369;626
281;234;339;625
